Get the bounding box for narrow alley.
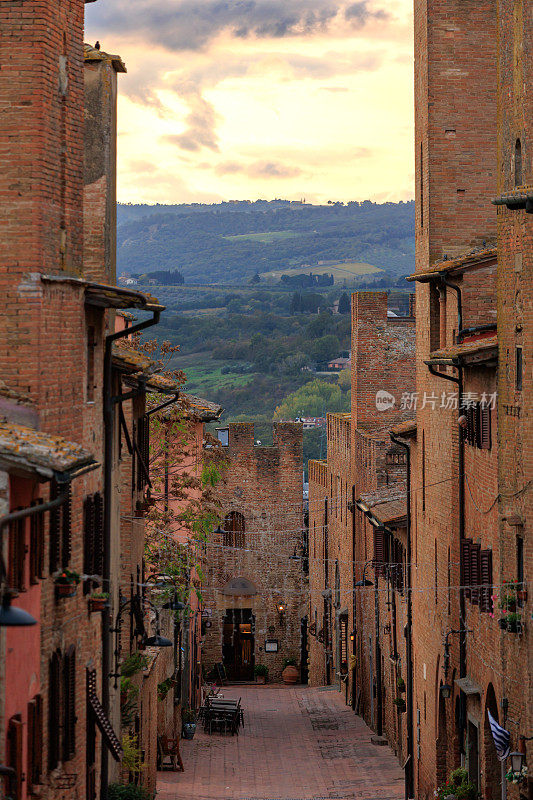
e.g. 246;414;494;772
157;685;404;800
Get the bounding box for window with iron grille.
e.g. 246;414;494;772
83;492;104;593
223;511;245;548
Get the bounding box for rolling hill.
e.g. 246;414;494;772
117;199;415;284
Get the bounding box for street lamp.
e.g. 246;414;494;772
355;560;374;588
0;593;37;627
510;751;525;773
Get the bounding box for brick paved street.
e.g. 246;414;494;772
157;685;404;800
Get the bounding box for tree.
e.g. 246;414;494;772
309;335;340;363
274;379;348;420
337;369;351;392
338;292;351;314
249;273;261;284
290;292;301;313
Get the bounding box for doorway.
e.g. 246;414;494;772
467;718;480;789
222;609;255;681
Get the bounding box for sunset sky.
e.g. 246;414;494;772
85;0;414;205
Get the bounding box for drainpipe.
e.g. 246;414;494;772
101;308;161;800
351;485;356;710
390;433;413;800
375;568;382;737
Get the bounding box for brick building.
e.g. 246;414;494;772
308;293;415;769
202;423;308;684
0;3;174;799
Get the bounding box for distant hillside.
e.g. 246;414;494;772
117;199;415;284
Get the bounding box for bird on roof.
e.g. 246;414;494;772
95;41;101;50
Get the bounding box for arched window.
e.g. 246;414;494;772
224;511;245;548
515;138;522;187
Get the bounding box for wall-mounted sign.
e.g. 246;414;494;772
265;639;279;653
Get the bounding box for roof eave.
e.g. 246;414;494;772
85;282;164;312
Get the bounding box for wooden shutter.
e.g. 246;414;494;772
83;495;95;593
470;543;481;604
61;482;72;568
28;694;43;788
8;515;26;593
63;645;76;762
30;500;45;584
49;481;61;573
6;715;23;800
480;406;491;450
93;492;104;576
465;407;474;446
479;550;493;613
48;650;62;770
461;538;472;599
373;527;385;575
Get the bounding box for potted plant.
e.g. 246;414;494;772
517;585;528;603
282;658;299;685
436;767;477;800
254;664;268;684
505;612;522;633
182;708;197;739
54;569;80;598
88;591;109;612
107;783;150;800
397;676;406;693
498;581;518;612
393;697;406;712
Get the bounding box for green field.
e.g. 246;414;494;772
222;230;302;244
260;260;382;284
171;359;255;394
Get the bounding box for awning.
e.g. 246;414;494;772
85;282;164;312
426;335;498;367
0;422;97;480
406;247;497;282
455;676;482;696
87;669;123;762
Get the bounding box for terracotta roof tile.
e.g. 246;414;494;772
406;247;497;282
428;335;498;364
390;419;417;438
0;422;95;478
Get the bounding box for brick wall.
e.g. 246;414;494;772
203;423;308;683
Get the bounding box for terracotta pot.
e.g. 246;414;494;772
282;665;299;685
88;598;106;612
517;589;527;602
255;676;266;684
56;583;76;598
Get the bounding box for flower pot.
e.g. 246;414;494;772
394;700;406;713
517;589;527;602
282;665;299;685
56;583;77;598
255;675;266;685
88;598;106;612
182;723;196;740
499;617;508;630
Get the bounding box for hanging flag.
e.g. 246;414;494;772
487;709;510;761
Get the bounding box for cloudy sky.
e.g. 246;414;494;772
85;0;414;205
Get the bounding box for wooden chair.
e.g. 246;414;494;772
157;735;184;772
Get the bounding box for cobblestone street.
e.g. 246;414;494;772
157;685;404;800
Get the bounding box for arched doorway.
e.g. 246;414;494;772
483;684;501;800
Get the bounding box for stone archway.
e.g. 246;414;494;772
483;683;501;800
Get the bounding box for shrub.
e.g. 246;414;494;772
120;652;149;677
254;664;268;677
283;658;297;668
107;783;151;800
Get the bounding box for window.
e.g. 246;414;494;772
29;500;45;584
514;138;522;187
27;695;43;789
339;614;348;674
49;480;72;573
48;647;76;771
6;715;23;800
223;511;245;548
479;550;493;613
63;646;76;762
83;493;104;593
48;650;62;770
465;403;491;450
516;347;523;391
8;514;25;593
86;325;96;401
